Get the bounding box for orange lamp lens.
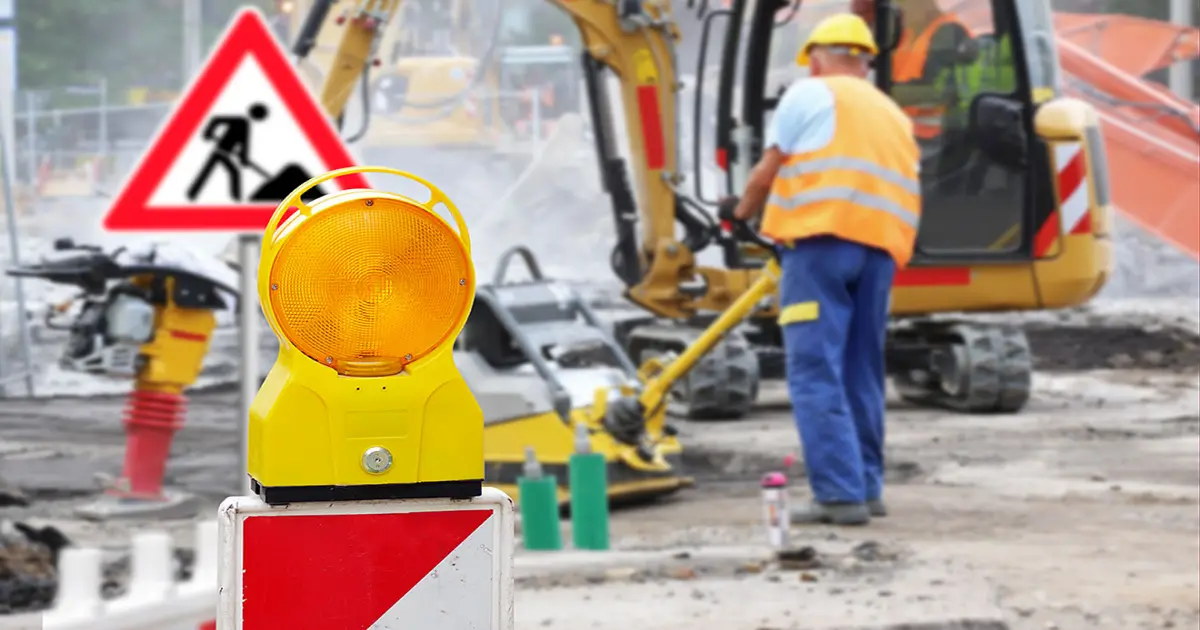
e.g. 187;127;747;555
267;196;472;376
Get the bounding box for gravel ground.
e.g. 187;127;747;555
0;299;1194;626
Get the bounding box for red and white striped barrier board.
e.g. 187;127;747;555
216;487;515;630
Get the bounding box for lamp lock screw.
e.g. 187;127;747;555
362;447;392;474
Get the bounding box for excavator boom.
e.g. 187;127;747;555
287;0;403;122
552;2;690;295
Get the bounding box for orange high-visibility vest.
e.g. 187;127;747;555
891;13;970;139
762;76;922;268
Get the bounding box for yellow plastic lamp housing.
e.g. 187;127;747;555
247;166;484;504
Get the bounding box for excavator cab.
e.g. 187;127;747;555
709;0;1113;411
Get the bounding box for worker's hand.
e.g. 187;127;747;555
717;196;740;223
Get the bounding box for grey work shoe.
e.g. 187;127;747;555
867;499;888;518
790;501;871;526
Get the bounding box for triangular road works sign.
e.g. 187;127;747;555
102;8;369;232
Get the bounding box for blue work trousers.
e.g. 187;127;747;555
777;236;895;504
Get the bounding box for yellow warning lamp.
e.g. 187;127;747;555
247;166;483;504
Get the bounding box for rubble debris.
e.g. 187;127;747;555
776;545;821;571
667;566;698;580
850;541;896;563
0;482;29;508
101;546;193;600
0;521;68;613
1025;324;1200;372
1100;215;1200;300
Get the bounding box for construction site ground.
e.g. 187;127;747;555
0;300;1197;629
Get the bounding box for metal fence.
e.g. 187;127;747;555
1;98;34;397
11;82;582;188
15;92;172;191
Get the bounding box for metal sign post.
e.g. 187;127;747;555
237;233;260;496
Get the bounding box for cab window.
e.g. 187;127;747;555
768;0;1031;257
889;0;1028;256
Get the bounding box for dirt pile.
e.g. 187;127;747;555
968;299;1200;372
1026;323;1200;372
0;523;69;613
1100;214;1200;299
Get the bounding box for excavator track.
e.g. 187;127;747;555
890;322;1033;414
627;325;761;420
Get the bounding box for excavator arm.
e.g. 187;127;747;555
288;0;733;319
289;0;403;122
552;1;726;320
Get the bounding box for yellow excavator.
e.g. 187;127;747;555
543;0;1113;416
412;0;1111;419
281;0;583;174
285;0;704;503
290;0;1112;502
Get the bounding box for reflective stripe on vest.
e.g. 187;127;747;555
767;186;920;229
778;156;921;196
761;77;922;268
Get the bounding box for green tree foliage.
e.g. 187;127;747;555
17;0;274;104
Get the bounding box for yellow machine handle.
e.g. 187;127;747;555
639;258;783;409
259;165;473;259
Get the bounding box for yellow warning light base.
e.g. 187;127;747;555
247;166;484;504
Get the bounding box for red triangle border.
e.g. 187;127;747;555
102;8;370;233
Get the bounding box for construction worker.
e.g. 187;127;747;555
853;0;972;141
720;13;921;526
942;7;1018;125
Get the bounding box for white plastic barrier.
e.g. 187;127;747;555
42;521;218;630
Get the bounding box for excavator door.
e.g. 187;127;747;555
713;0;1108;312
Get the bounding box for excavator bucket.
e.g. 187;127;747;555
1060;34;1200;262
1054;12;1200;77
1054;16;1200;262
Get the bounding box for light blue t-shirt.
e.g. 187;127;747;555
764;78;837;155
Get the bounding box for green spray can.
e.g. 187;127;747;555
517;446;562;551
568;423;610;550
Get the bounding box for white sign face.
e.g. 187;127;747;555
368;513;497;628
148;55;331;208
101;8;369;233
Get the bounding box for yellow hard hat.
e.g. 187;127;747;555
796;13;879;67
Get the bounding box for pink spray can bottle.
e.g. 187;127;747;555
761;454;795;550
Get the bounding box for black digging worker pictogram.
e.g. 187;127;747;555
186;102;328;203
